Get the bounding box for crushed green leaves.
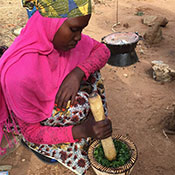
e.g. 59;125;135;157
94;139;131;168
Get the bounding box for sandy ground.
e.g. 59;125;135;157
1;0;175;174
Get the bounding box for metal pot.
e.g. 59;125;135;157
102;32;141;67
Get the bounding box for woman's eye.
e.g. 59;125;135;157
70;27;79;32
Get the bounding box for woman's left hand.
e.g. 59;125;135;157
55;67;85;108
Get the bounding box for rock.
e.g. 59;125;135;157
21;159;26;162
123;74;128;78
123;23;129;28
164;106;175;135
159;17;169;27
151;60;175;82
142;15;157;26
141;15;168;27
11;27;23;36
140;49;144;54
143;23;162;45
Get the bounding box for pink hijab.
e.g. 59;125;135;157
0;11;94;154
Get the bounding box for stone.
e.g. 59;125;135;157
123;74;128;78
123;23;129;28
151;60;175;82
11;27;23;36
163;106;175;135
21;159;26;162
141;15;168;27
143;23;163;45
140;49;144;54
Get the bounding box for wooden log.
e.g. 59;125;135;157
89;92;117;161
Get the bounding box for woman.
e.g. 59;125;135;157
0;0;112;174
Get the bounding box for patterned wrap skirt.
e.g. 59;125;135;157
13;71;108;175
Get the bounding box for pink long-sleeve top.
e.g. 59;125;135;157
13;39;110;145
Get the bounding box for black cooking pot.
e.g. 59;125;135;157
102;32;141;67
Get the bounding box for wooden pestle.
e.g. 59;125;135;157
89;92;117;161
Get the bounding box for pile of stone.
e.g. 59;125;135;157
151;60;175;82
142;15;168;45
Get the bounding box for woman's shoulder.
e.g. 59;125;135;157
81;34;92;41
80;34;100;46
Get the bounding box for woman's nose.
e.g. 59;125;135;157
74;31;81;41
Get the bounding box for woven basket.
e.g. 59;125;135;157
88;135;138;175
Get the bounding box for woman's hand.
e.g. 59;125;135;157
55;67;85;108
72;112;112;140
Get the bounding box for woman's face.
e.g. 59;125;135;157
53;14;91;51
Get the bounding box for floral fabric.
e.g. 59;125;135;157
8;71;107;175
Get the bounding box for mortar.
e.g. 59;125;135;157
88;93;138;175
88;135;138;175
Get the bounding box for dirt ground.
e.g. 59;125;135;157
0;0;175;174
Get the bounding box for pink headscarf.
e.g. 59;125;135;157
0;11;94;155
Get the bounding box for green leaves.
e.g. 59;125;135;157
94;139;131;168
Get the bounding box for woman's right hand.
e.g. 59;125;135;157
72;112;112;140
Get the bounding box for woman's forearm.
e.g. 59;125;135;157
16;118;76;144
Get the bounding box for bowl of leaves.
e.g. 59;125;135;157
88;135;138;175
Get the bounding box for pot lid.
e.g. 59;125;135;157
102;32;140;45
